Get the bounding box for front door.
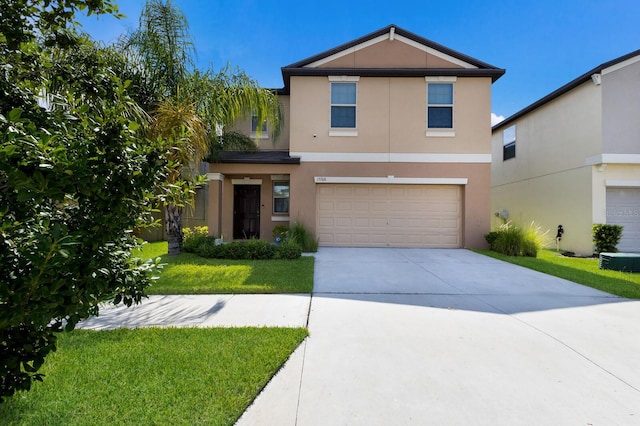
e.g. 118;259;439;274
233;185;260;239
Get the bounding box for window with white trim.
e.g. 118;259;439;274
330;82;357;128
427;83;454;128
273;181;289;214
503;125;516;160
251;112;268;139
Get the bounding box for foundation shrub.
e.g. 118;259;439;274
274;238;303;259
288;222;319;253
182;226;209;253
484;231;499;250
492;223;524;256
188;237;301;260
272;224;289;241
592;224;623;254
486;221;549;257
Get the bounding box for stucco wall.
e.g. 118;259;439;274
602;58;640;154
228;95;290;151
490;79;604;255
491;166;594;255
492;80;602;188
290;76;492;155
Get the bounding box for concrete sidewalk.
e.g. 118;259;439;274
78;294;311;329
237;248;640;426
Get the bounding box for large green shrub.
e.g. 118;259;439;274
0;0;166;400
182;226;209;253
592;224;623;253
288;222;319;253
492;223;524;256
486;221;549;257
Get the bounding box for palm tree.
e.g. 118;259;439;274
123;0;282;255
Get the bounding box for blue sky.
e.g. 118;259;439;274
79;0;640;123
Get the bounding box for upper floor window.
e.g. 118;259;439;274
251;113;268;139
427;83;453;129
503;125;516;160
331;82;357;128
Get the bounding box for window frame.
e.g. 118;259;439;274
251;112;268;139
502;125;516;161
272;181;290;214
329;76;359;136
425;77;456;137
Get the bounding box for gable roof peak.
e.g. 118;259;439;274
278;24;505;94
284;24;501;71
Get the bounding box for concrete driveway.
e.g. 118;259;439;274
238;248;640;425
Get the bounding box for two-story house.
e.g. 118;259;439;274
491;50;640;255
207;24;505;248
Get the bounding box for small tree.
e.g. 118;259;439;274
592;224;623;254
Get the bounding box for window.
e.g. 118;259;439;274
503;125;516;160
331;82;356;128
273;181;289;214
251;113;268;138
427;83;453;128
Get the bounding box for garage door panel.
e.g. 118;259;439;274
318;217;335;227
607;188;640;252
317;184;461;248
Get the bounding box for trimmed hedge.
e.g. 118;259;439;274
183;232;301;260
592;224;623;254
485;221;549;257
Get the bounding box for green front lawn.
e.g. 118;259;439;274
137;241;314;294
476;249;640;299
0;327;308;426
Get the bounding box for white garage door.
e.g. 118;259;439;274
317;184;461;248
607;188;640;252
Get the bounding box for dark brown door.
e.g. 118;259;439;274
233;185;260;239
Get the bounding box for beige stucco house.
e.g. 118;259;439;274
491;50;640;255
206;24;505;248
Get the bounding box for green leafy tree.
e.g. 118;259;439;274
123;0;282;255
0;1;165;400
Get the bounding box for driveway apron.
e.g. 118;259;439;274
237;248;640;425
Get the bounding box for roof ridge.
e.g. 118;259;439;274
493;49;640;131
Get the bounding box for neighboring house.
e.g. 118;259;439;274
491;50;640;255
206;24;505;248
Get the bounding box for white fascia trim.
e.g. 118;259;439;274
290;152;491;163
602;55;640;75
585;154;640;165
271;216;290;222
391;153;490;163
307;34;390;67
398;34;477;69
306;33;477;69
314;176;468;185
207;173;224;181
328;75;360;82
292;152;388;162
231;178;262;185
425;76;457;82
605;180;640;187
